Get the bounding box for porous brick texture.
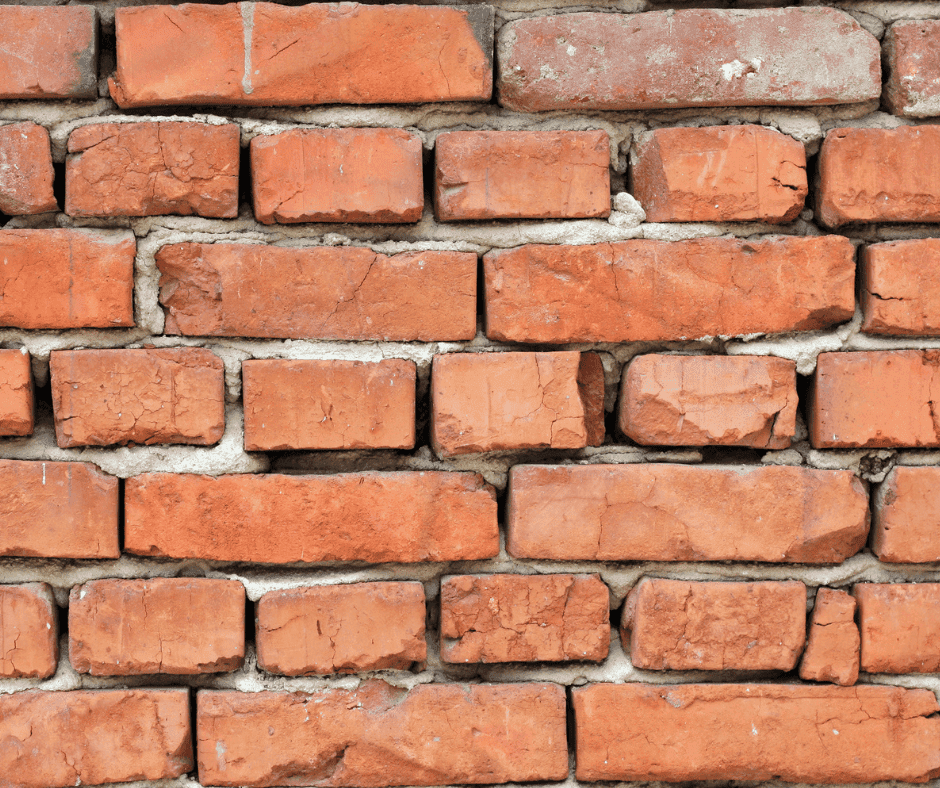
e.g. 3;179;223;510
0;349;33;436
861;240;940;336
884;21;940;118
0;583;58;678
799;588;860;686
855;583;940;673
0;122;57;215
873;467;940;562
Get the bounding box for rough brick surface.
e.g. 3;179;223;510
861;240;940;336
0;6;97;100
257;582;426;675
251;128;423;224
574;683;940;783
125;472;498;564
855;583;940;673
0;230;135;330
622;579;806;672
243;359;415;451
0;583;57;679
0;123;57;215
50;348;225;448
810;350;940;448
885;21;940;118
619;354;797;448
0;349;32;437
112;3;492;108
0;689;192;788
497;8;879;112
799;588;859;686
440;574;609;663
484;236;855;343
0;460;118;559
508;464;868;563
873;467;940;563
69;578;245;676
157;243;476;341
66;122;240;218
431;351;604;456
631;125;807;223
197;682;568;787
434;131;611;220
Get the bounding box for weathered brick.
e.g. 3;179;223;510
810;350;940;448
818;126;940;227
0;583;57;679
0;230;135;329
619;354;797;448
257;582;426;675
111;3;492;107
441;574;609;663
574;683;940;783
197;682;568;787
125;472;498;564
855;583;940;673
65;122;240;218
434;131;610;220
873;467;940;563
631;125;807;223
498;9;879;112
0;460;118;559
861;240;940;336
69;578;245;676
0;689;192;788
884;21;940;118
0;349;32;437
798;588;859;686
243;359;415;451
0;123;57;215
0;6;97;100
507;464;868;563
157;243;476;341
484;236;855;343
50;348;225;448
431;351;604;456
622;579;805;671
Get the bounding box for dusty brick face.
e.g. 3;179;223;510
0;349;32;437
884;21;940;118
798;588;859;686
251;128;423;224
157;243;477;341
50;348;225;448
507;464;868;563
0;123;57;215
111;3;492;107
0;583;57;679
855;583;940;673
574;683;940;783
197;682;568;787
618;354;797;448
69;579;245;676
631;125;807;223
434;131;611;220
861;240;940;335
65;122;240;218
125;472;498;564
440;574;609;663
873;467;940;563
483;236;855;343
256;582;426;675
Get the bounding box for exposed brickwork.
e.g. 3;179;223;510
855;583;940;673
873;467;940;562
0;349;33;437
0;583;58;678
0;123;57;215
799;588;859;686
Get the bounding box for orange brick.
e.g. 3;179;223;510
885;21;940;117
50;348;225;448
855;583;940;673
0;123;57;215
0;583;57;678
799;588;859;686
861;240;940;335
0;349;32;437
434;131;610;220
257;582;426;675
873;467;940;562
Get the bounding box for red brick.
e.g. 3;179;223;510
0;6;97;100
631;125;806;223
885;21;940;118
861;240;940;336
197;682;567;787
622;579;805;671
855;583;940;673
257;582;426;675
810;350;940;448
873;467;940;563
111;3;492;108
619;354;796;448
484;236;855;343
434;131;610;220
243;359;415;451
251;128;422;224
498;9;879;112
66;122;240;218
0;689;192;788
69;579;245;676
0;349;32;437
125;472;498;564
818;126;940;227
0;583;57;678
798;588;859;686
157;243;476;341
431;351;604;456
0;123;56;215
441;574;609;663
0;460;118;559
50;348;225;448
574;683;940;783
508;464;868;563
0;230;134;329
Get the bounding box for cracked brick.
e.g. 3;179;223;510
861;240;940;335
799;588;859;686
0;349;33;437
0;123;57;215
0;583;57;679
